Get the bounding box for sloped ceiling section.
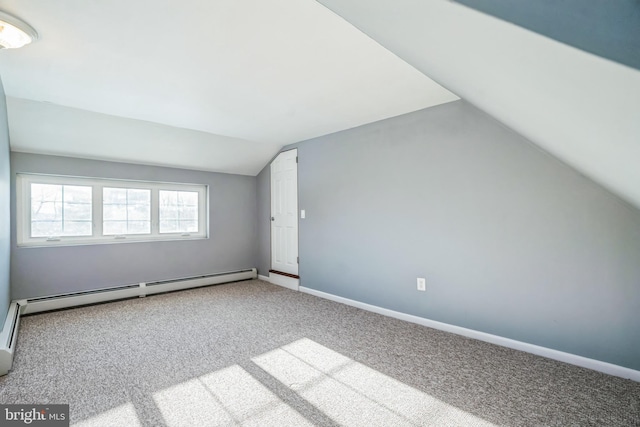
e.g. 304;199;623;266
316;0;640;210
0;0;457;175
6;98;277;175
455;0;640;71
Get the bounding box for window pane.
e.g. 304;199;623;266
103;187;151;235
159;206;175;221
103;220;127;235
64;221;92;236
32;221;63;237
30;183;92;237
128;189;150;204
179;191;198;206
64;201;92;221
31;183;62;203
159;220;177;233
31;184;62;228
103;187;127;204
159;190;199;234
159;190;178;206
178;205;197;220
178;220;198;232
128;203;150;221
31;201;62;222
128;221;151;234
103;204;127;221
64;185;92;204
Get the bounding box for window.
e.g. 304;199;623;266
159;190;198;234
103;187;151;235
17;174;208;247
30;183;92;237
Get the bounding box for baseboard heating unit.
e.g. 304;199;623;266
0;302;22;376
0;268;256;375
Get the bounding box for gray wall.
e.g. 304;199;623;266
0;78;10;325
11;153;257;299
257;100;640;370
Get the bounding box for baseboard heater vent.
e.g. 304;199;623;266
0;302;23;376
21;268;257;316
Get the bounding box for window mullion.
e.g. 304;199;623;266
125;189;129;235
202;187;207;236
60;185;65;236
151;188;159;237
94;184;103;239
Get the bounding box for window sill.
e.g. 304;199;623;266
17;235;209;248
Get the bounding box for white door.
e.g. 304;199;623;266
271;149;298;275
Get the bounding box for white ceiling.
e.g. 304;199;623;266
0;0;457;175
317;0;640;210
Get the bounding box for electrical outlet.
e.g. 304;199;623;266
417;278;426;291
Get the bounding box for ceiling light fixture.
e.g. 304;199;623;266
0;11;38;49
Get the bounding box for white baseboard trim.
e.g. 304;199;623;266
258;274;270;282
268;273;299;291
299;286;640;382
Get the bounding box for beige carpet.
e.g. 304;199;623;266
0;280;638;426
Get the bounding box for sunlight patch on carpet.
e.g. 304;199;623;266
253;338;497;426
153;364;312;426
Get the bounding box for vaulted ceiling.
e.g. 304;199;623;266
0;0;639;210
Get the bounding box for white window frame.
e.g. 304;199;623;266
17;174;208;247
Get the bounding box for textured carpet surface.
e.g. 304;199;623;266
0;280;638;426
